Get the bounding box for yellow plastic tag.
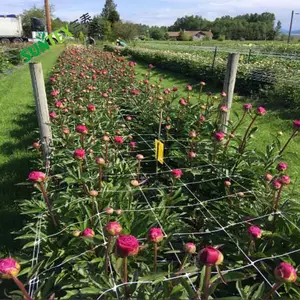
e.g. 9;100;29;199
155;139;164;164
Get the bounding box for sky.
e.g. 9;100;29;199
1;0;300;30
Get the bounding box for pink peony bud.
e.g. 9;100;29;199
81;228;95;238
189;131;197;138
274;262;297;283
199;115;206;122
103;135;110;142
131;89;140;95
28;171;46;182
115;209;123;215
73;149;85;160
126;116;132;121
189;152;197;159
220;105;228;112
272;180;282;190
76;125;88;134
173;87;178;92
293;120;300;131
256;107;266;116
148;228;164;243
243;104;252;111
104;207;114;214
186;85;192;91
184;243;196;254
179;99;188;106
214;132;225;142
116;234;139;257
221;92;226;97
72;230;81;237
136;154;144;160
172;169;183;179
131;180;140;187
55;101;63;108
114;136;124;144
198;246;224;266
50;90;59;96
248;225;262;239
224;180;231;187
264;173;273;182
95;157;106;165
165;124;171;130
49;111;57;119
130;141;136;150
32;142;40;149
280;175;291;185
0;258;21;279
200;81;206;86
277;162;288;172
105;221;122;236
89;190;98;197
63;128;70;135
129;61;136;67
87;104;96;112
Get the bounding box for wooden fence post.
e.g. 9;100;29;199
219;53;240;133
211;46;218;74
29;62;52;171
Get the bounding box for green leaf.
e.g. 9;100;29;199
251;282;265;300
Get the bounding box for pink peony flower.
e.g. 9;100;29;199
272;180;282;190
105;222;122;236
114;136;124;144
116;234;139;257
73;149;85;160
87;104;96;112
184;243;196;254
274;262;297;283
280;175;291;185
148;228;164;243
81;228;95;238
172;169;183;179
256;107;266;116
214;132;225;142
198;246;224;265
277;162;288;172
264;173;273;181
243;104;252;111
248;225;262;239
95;157;105;165
28;171;46;182
49;111;57;119
0;258;21;279
293;120;300;131
186;85;192;91
76;125;88;134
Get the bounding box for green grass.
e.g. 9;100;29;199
0;45;64;256
134;63;300;194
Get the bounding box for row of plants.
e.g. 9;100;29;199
139;40;300;55
0;44;25;73
1;45;299;299
104;44;300;109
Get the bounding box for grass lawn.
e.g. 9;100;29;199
0;45;64;256
134;63;300;196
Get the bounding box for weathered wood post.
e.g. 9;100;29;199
219;53;240;133
29;62;52;171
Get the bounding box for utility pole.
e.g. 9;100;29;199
44;0;52;35
288;10;294;44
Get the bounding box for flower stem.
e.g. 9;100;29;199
123;256;129;297
40;182;58;227
263;283;283;300
203;265;212;300
11;275;32;300
99;165;103;192
136;160;141;181
239;115;257;153
105;142;109;163
80;134;85;149
272;185;283;231
154;243;158;273
178;254;189;272
105;236;112;275
279;130;298;156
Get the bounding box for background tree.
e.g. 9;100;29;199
107;10;120;23
21;6;46;37
101;0;118;19
178;30;190;41
112;21;139;41
149;27;166;40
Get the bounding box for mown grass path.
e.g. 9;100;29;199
0;45;64;256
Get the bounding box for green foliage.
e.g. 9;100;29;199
112;21;139;41
149;27;167;40
178;30;190;41
101;0;118;19
21;5;46;37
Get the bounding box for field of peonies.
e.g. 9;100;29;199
1;45;300;299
